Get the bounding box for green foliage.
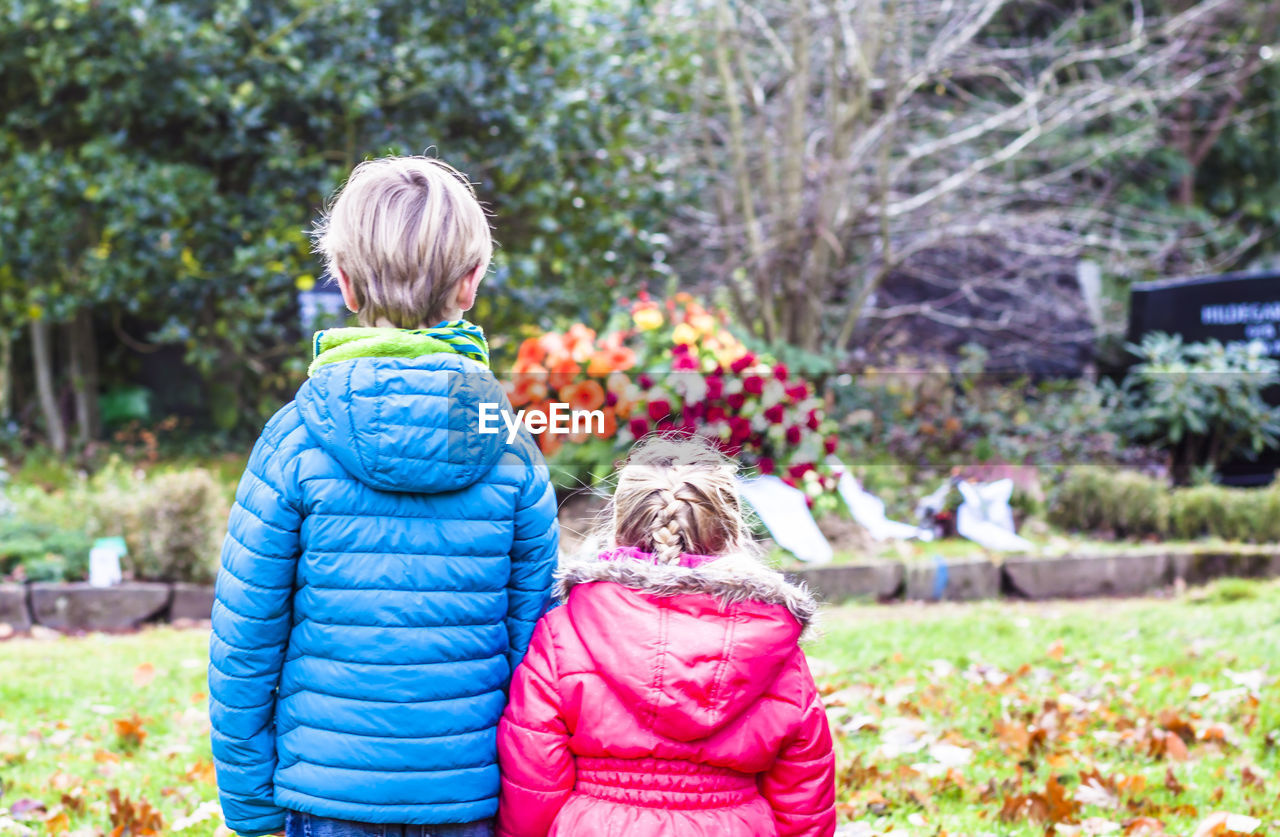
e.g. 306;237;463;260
0;518;93;582
1048;467;1170;539
1115;333;1280;483
0;0;684;438
8;460;229;583
833;349;1154;472
1051;466;1280;542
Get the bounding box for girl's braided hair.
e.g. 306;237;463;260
612;434;748;565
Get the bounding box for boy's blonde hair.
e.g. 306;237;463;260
313;155;492;328
612;435;751;565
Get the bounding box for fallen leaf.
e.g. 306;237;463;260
132;663;156;689
1123;817;1166;836
1190;811;1261;837
113;714;146;750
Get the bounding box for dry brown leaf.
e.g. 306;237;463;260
113;714;146;750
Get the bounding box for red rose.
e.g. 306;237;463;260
786;425;802;445
706;405;727;423
638;374;653;389
824;435;838;454
806;409;821;431
787;462;814;480
786;383;809;401
706;375;724;401
764;404;786;424
729;416;751;442
759;457;775;475
730;353;756;373
605;391;618;407
629;417;649;437
648;399;673;422
684;401;704;420
673;353;699;371
773;363;789;381
727;392;746;410
743;375;765;395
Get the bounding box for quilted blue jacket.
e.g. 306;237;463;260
209;353;559;835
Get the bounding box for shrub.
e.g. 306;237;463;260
1049;468;1170;538
8;461;229;584
1116;333;1280;484
92;469;228;584
0;518;93;582
1052;467;1280;543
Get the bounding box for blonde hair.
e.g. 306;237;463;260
312;155;493;328
611;435;751;565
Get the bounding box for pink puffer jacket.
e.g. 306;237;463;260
497;553;836;837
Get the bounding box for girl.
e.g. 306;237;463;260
497;436;836;837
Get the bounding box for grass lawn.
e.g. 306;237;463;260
2;581;1279;835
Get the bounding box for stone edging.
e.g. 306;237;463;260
0;582;215;635
786;547;1280;604
5;547;1277;633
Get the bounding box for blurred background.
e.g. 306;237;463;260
2;0;1280;579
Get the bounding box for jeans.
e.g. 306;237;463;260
284;811;495;837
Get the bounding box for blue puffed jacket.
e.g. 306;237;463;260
208;352;559;835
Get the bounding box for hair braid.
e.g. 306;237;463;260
611;436;749;564
650;486;688;565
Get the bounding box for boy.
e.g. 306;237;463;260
209;156;559;837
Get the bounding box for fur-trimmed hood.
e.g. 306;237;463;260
555;552;818;630
551;552;820;741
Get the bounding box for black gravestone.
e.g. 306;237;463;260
1128;270;1280;485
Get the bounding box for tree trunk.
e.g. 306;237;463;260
68;308;100;446
30;318;68;456
0;331;10;424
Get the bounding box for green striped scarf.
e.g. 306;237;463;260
309;320;489;376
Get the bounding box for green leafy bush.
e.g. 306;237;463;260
8;461;229;583
1051;467;1280;543
0;519;93;582
1049;467;1170;539
116;470;228;584
1115;333;1280;484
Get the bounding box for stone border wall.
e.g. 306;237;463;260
786;547;1280;605
0;582;215;634
2;547;1278;633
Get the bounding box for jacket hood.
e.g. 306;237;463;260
556;554;818;741
295;353;508;494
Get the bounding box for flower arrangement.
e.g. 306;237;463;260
502;292;841;504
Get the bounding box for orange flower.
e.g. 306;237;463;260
507;375;548;408
516;337;546;368
595;406;618;439
565;323;598;362
512;357;547;376
560;380;606;412
548;355;582;392
587;343;637;375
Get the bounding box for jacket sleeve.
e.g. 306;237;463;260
497;619;574;837
760;654;837;837
208;412;303;837
505;438;559;677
